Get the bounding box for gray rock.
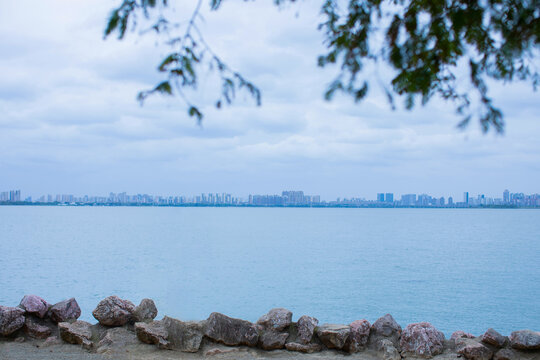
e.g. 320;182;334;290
257;308;293;332
451;330;475;341
49;298;81;323
162;316;203;352
135;321;171;349
316;324;350;350
509;329;540;350
285;342;323;353
400;322;445;358
347;319;371;352
58;320;93;350
456;338;493;360
40;336;62;348
377;339;401;360
259;330;289;350
0;305;26;336
24;316;52;339
19;295;49;318
204;312;258;347
96;326;140;354
494;348;517;360
369;314;402;349
297;315;318;344
133;298;157;323
92;295;135;326
481;328;507;348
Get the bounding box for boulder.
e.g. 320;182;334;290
456;338;493;360
257;308;292;332
135;321;171;349
347;319;371;352
24;316;52;339
316;324;350;350
0;305;26;336
133;298;157;323
509;329;540;350
369;314;402;348
297;315;318;344
204;312;258;347
378;339;401;360
96;326;140;354
481;328;507;348
58;320;93;350
494;348;517;360
92;295;135;326
400;322;445;358
19;295;48;318
285;342;323;353
451;330;475;341
49;298;81;323
162;316;204;352
259;330;289;350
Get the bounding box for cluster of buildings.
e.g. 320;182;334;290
1;189;539;208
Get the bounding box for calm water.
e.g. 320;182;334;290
0;206;539;336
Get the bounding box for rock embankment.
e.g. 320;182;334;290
1;294;539;360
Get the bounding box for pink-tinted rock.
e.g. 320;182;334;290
135;321;171;349
49;298;81;323
481;328;507;348
0;305;25;336
297;315;318;344
258;330;289;350
285;342;323;353
400;322;445;358
451;330;475;341
162;316;204;352
509;329;540;350
456;338;493;360
58;320;93;350
24;316;52;339
19;295;49;318
256;308;292;332
494;348;517;360
92;295;135;326
369;314;402;348
316;324;350;350
133;298;157;323
204;312;258;347
347;319;371;352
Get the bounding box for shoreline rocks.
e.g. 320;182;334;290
92;295;135;326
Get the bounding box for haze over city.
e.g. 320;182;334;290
1;1;539;200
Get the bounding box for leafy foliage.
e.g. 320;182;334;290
105;0;539;132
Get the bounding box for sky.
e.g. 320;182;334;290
0;0;539;201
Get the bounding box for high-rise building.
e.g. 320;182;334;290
448;197;453;205
463;192;469;204
503;189;510;203
401;194;416;206
385;193;394;203
377;193;385;202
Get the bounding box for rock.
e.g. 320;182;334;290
400;322;445;358
135;321;170;349
509;329;540;350
49;298;81;323
205;347;247;356
297;315;319;344
378;339;401;360
451;330;475;341
14;336;25;343
257;308;293;332
40;336;62;348
259;330;289;350
133;298;157;323
204;312;258;347
494;348;517;360
285;342;323;353
19;295;49;318
347;319;371;352
58;320;93;350
369;314;402;348
162;316;204;352
96;326;140;354
456;338;493;360
24;316;52;339
0;305;26;336
481;328;507;348
92;295;135;326
316;324;350;350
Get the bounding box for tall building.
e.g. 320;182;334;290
463;192;469;204
377;193;385;202
385;193;394;203
503;189;510;203
282;191;305;205
401;194;416;206
448;197;453;205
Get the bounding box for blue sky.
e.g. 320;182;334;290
1;0;539;201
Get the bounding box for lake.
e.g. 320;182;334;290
0;206;538;336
